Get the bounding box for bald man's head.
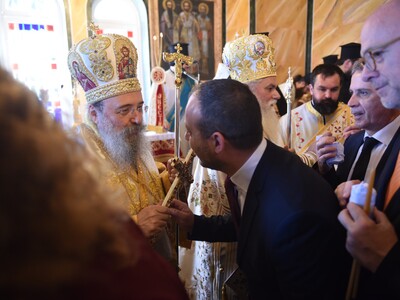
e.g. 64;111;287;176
360;0;400;109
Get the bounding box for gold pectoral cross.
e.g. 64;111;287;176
163;43;194;88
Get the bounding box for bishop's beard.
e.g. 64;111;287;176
260;103;281;145
97;118;149;171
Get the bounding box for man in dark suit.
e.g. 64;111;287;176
316;60;400;199
317;59;400;298
168;79;349;299
338;1;400;298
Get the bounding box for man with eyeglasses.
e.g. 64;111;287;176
338;1;400;298
316;60;400;194
68;32;175;264
361;8;400;110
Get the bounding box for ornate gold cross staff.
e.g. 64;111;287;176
163;43;194;157
163;45;195;267
284;67;295;149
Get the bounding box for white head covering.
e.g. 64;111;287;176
213;63;230;79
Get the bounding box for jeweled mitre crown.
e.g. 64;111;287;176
68;33;141;104
222;34;277;83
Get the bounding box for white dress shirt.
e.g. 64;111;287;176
230;138;267;214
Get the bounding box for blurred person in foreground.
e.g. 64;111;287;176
0;67;188;299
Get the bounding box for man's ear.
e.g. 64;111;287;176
209;132;225;154
88;105;98;124
309;83;314;96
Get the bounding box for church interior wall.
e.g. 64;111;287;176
227;0;388;83
312;0;390;72
66;0;388;84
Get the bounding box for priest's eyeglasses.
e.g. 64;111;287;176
115;104;148;116
363;36;400;71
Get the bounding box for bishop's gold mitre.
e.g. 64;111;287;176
68;31;141;104
222;34;277;83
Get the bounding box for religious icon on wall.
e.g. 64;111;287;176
153;0;217;80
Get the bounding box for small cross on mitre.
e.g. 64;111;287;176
88;21;100;38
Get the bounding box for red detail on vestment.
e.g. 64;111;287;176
156;84;164;126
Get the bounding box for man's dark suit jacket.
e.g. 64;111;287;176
356;127;400;300
323;127;400;194
189;141;349;299
321;126;400;299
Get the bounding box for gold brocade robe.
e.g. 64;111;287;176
279;101;354;166
76;124;173;262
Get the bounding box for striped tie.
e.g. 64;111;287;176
385;151;400;209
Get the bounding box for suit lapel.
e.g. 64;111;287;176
376;127;400;210
386;189;400;223
337;131;364;180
